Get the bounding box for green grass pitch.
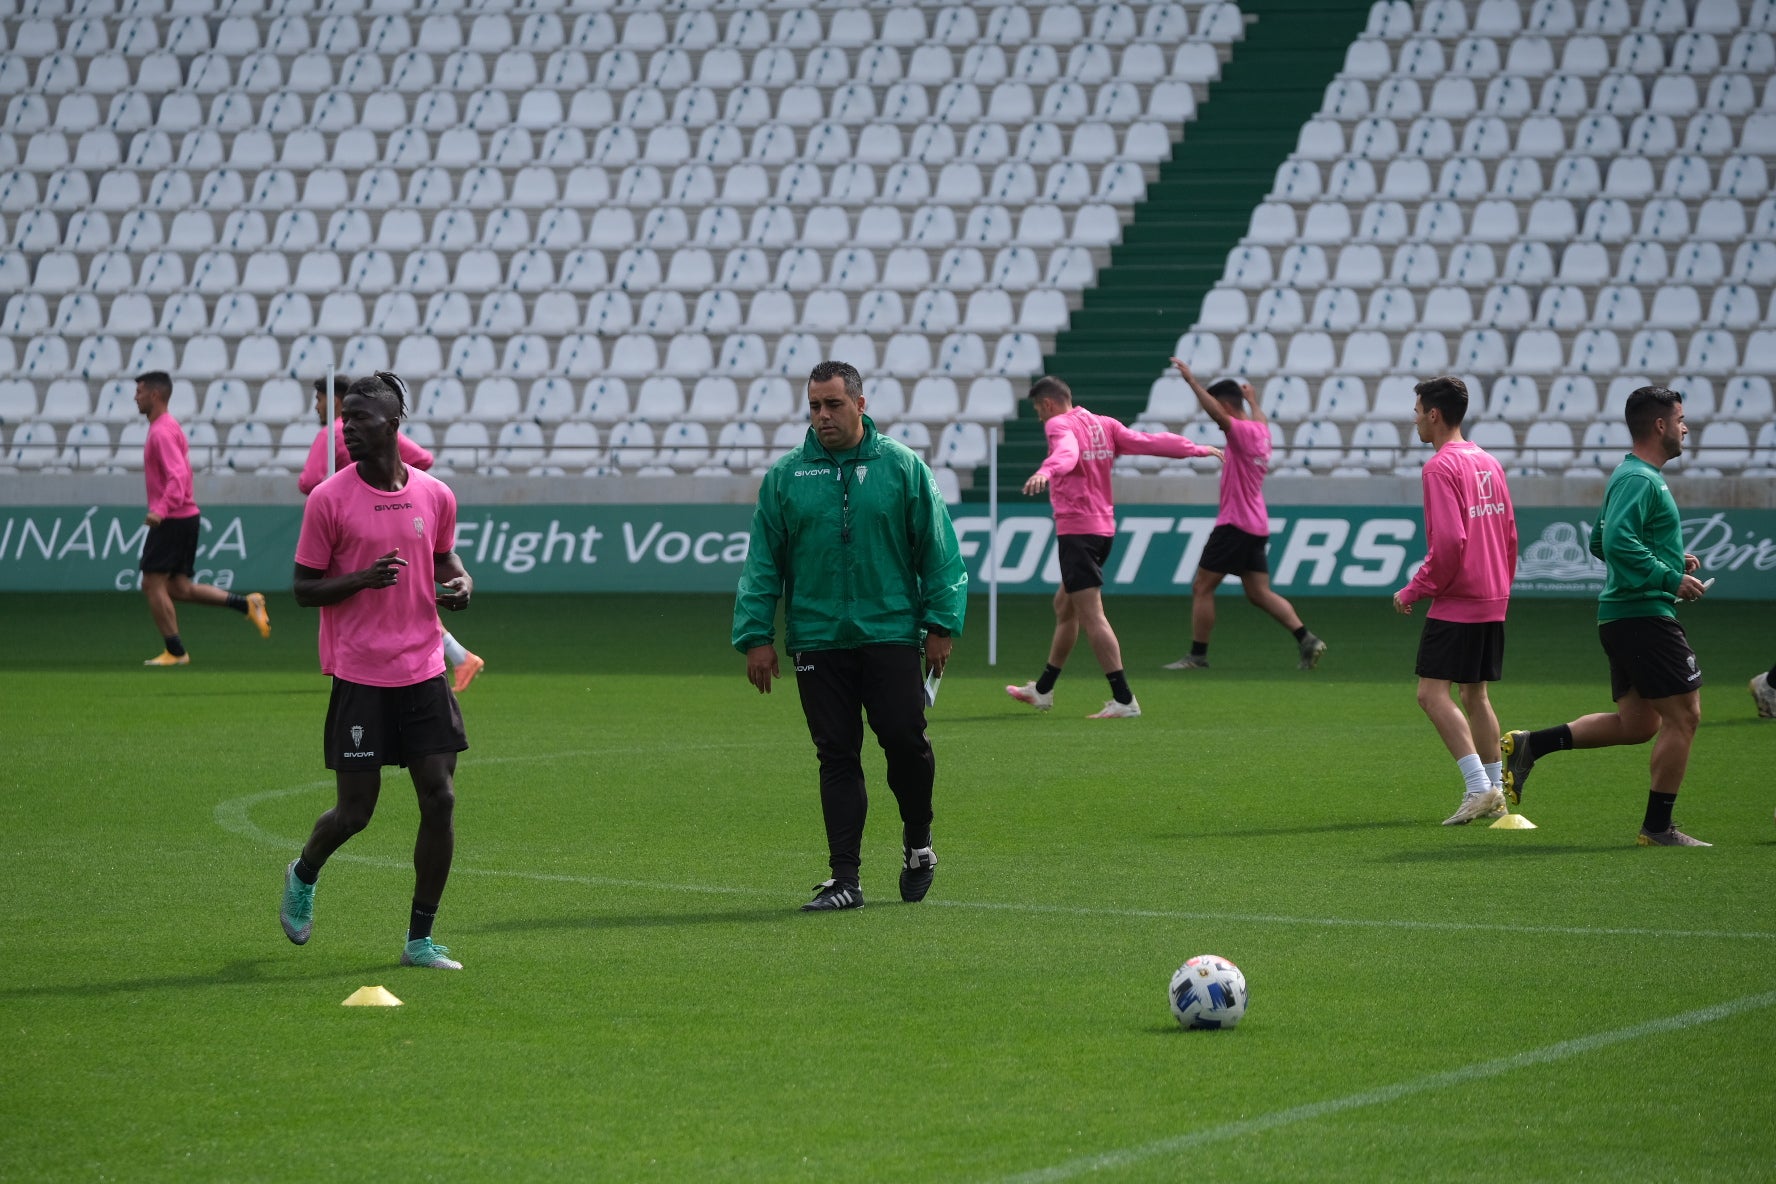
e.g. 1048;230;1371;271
3;590;1773;1182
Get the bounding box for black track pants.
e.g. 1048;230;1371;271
792;644;935;883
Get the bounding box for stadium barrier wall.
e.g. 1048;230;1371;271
4;504;1774;598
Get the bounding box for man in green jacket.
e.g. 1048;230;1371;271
1500;386;1712;846
733;360;969;910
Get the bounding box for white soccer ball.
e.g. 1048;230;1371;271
1168;955;1248;1030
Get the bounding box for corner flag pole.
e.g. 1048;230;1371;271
325;362;336;479
988;424;998;667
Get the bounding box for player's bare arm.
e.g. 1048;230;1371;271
1173;358;1232;431
434;551;472;612
292;549;408;607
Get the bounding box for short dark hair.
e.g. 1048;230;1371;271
1413;375;1469;427
346;371;408;418
1028;376;1072;405
314;376;351;400
808;360;863;399
1624;385;1683;440
136;371;172;398
1206;378;1245;406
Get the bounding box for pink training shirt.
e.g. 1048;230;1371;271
1037;405;1216;536
1397;439;1518;623
143;414;198;520
1216;417;1273;536
294;464;459;688
298;420;436;495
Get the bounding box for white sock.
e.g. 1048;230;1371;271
1484;761;1502;788
1457;753;1489;795
442;632;468;666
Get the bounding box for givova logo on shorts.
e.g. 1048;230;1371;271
344;723;374;758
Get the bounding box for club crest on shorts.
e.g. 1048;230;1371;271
351;724;364;748
413;516;425;537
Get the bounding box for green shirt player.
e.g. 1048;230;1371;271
1499;386;1712;846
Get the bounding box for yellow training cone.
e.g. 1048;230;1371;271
342;985;404;1007
1490;814;1537;830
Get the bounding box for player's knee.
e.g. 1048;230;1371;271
336;805;375;835
417;784;455;823
1664;701;1702;737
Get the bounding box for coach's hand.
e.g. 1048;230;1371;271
1023;472;1048;496
746;645;779;694
1676;573;1708;601
924;634;952;678
1392;591;1413;615
360;549;407;590
1683;553;1700;574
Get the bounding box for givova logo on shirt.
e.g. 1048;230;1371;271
1469;469;1509;519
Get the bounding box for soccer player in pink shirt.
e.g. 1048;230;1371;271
134;370;270;665
300;375;486;693
281;372;476;971
1392;376;1520;826
1165;360;1325;672
1007;376;1220;718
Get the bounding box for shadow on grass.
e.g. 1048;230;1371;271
1145;1024;1245;1037
0;956;393;1001
1159;818;1424;841
471;905;795;934
941;713;1050;725
1381;843;1614;862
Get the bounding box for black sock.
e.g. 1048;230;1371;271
1767;661;1776;683
408;900;438;942
1190;640;1208;657
1035;664;1062;695
1107;670;1133;705
1291;626;1308;642
904;825;931;852
223;592;248;614
292;855;321;885
1527;724;1573;761
1643;791;1677;834
164;634;186;657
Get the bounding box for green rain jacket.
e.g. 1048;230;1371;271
732;416;968;654
1590;453;1687;623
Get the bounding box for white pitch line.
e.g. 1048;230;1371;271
923;897;1776;944
214;768;1776;944
995;987;1776;1184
